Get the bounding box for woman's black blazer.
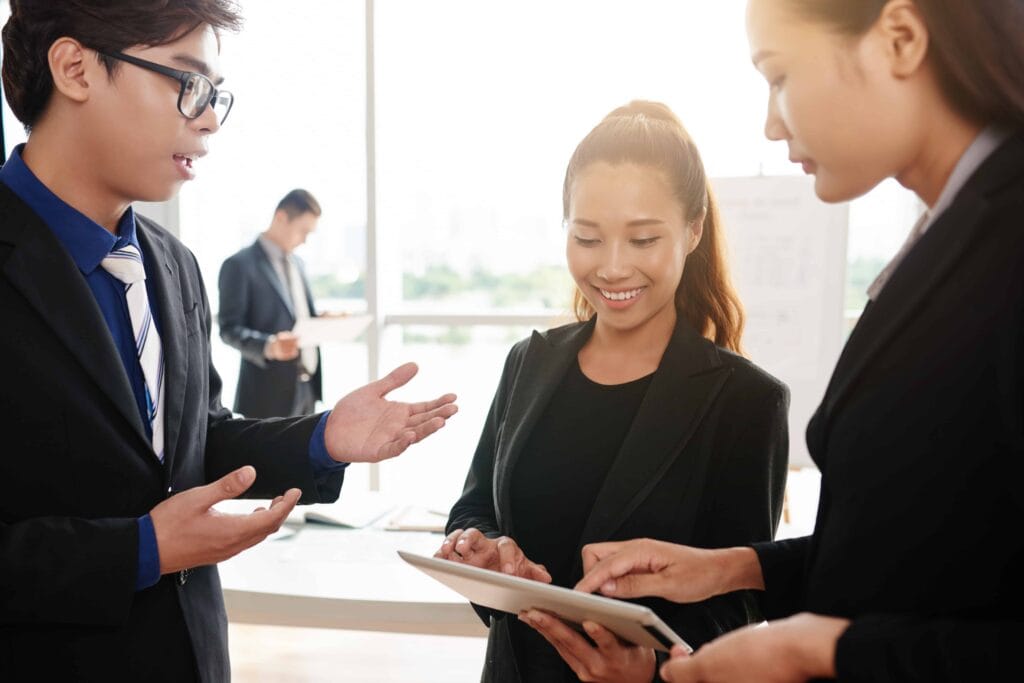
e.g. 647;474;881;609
449;316;789;682
754;131;1024;682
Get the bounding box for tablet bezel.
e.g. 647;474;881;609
398;550;693;653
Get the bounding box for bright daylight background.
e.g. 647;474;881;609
0;0;922;526
0;1;926;678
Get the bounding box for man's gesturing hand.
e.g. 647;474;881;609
150;466;301;575
325;362;458;463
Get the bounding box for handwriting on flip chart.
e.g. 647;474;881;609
712;176;849;468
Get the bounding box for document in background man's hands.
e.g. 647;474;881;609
292;314;372;348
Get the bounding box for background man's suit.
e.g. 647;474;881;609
218;240;323;418
0;186;344;681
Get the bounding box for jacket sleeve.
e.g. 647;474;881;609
446;343;523;538
834;615;1022;681
672;376;791;641
217;254;270;368
0;516;138;627
750;536;813;620
446;343;525;626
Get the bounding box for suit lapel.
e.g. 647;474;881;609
253;242;295;317
494;320;594;532
821;134;1024;424
575;321;729;555
0;189;152;452
137;220;189;474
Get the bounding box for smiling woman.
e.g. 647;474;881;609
563;101;744;357
440;101;789;683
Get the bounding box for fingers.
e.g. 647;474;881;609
436;529;465;559
582;621;623;653
496;536;520;574
372;432;416;462
453;528;483;558
406;402;459;428
526;561;553;584
408;415;449;443
594;570;667;600
669;644;691;659
232;488;301;545
195;466;257;509
263;488;301;526
374;414;452;462
374;362;418;396
575;553;633;595
660;656;697;682
407;393;458;416
520;611;595;677
579;541;625;576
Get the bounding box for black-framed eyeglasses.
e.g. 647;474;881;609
98;50;234;126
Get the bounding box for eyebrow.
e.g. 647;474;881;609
572;218;666;228
170;54;225;86
751;49;778;67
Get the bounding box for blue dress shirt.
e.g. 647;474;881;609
0;144;343;591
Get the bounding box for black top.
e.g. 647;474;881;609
509;357;653;681
447;315;789;683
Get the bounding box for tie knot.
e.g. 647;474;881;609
101;245;147;284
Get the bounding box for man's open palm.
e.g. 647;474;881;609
324;362;457;463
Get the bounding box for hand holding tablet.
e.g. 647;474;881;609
435;527;552;583
399;550;693;653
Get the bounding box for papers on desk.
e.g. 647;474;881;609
384;505;449;533
292;314;372;348
214;490;397;529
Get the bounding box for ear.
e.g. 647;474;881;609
271;209;289;227
875;0;930;79
47;37;93;105
686;207;706;255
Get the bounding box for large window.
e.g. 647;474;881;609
1;1;922;501
177;1;370;483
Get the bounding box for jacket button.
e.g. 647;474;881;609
178;568;191;586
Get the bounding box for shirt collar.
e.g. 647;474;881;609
0;143;139;274
924;125;1012;231
258;233;288;262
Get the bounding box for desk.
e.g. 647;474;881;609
219;525;488;637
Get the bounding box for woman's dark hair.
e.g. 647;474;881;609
2;0;243;131
276;189;322;220
563;100;745;355
787;0;1024;128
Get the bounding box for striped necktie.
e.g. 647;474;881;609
101;244;166;461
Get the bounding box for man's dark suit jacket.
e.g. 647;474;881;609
218;240;323;418
753;131;1024;681
0;187;344;682
448;317;790;682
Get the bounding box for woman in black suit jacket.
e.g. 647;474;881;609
576;2;1024;682
439;101;789;682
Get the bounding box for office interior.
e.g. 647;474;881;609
0;1;926;680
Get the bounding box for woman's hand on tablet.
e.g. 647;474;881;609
435;528;552;583
519;610;655;683
575;539;764;604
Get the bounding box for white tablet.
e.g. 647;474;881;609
398;551;693;653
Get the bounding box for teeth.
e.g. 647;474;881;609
599;287;643;301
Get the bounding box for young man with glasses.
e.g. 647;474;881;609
0;2;457;681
